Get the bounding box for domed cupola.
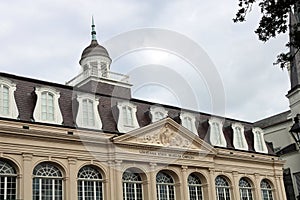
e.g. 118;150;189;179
66;17;131;96
79;17;112;72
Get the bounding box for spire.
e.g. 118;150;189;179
91;16;97;41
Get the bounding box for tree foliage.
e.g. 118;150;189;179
233;0;300;68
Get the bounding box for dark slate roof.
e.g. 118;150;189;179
0;72;276;155
79;40;111;64
254;111;290;129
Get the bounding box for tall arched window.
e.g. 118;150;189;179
239;178;253;200
156;172;175;200
78;165;103;200
41;91;54;121
0;85;9;116
215;176;231;200
33;162;63;200
0;160;17;200
188;173;203;200
122;170;143;200
261;179;273;200
122;106;133;126
82;99;95;127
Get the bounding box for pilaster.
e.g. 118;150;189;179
67;157;77;200
181;165;189;199
22;153;33;200
149;163;157;200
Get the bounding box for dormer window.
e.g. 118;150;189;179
150;106;168;123
232;123;248;150
33;87;63;124
252;128;268;153
0;77;18;119
180;112;197;135
208;117;227;147
41;91;54;121
117;101;139;133
76;94;102;129
122;106;133;126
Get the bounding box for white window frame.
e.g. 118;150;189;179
252;127;268;153
0;160;17;200
208;117;227;147
122;170;143;200
117;101;139;133
33;87;63;124
78;165;103;200
232;123;248;151
150;106;168;123
180;112;197;135
156;172;175;200
76;93;102;129
0;77;18;119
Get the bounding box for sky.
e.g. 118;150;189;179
0;0;291;122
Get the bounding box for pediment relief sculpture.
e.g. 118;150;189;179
136;124;191;148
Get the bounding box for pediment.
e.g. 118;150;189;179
113;117;216;155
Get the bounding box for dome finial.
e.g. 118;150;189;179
91;16;97;41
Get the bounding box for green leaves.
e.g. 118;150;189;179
233;0;300;68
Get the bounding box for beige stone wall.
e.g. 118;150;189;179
0;120;286;200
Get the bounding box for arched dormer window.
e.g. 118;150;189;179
232;123;248;150
252;127;268;153
180;112;197;135
33;87;63;124
0;77;18;119
150;106;168;123
117;101;139;133
76;93;102;129
208;117;227;147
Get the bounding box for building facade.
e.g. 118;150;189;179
0;21;286;200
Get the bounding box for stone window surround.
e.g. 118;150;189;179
252;127;268;154
232;122;249;151
117;101;139;133
150;106;168;123
180;111;198;135
0;77;18;119
33;86;63;124
76;93;102;130
208;117;227;147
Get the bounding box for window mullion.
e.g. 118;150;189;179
52;179;55;200
94;181;96;200
82;181;85;200
39;178;42;200
4;176;7;200
134;183;137;200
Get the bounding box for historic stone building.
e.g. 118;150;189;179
255;7;300;200
0;21;286;200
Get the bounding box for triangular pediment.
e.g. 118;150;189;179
113;117;216;155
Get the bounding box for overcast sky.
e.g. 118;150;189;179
0;0;291;122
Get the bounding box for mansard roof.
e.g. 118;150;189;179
0;72;275;155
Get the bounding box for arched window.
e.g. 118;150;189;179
32;162;63;200
188;173;203;200
183;117;193;132
122;106;133;126
215;176;231;200
0;85;9;116
41;91;54;121
122;170;143;200
78;165;103;200
261;179;273;200
0;160;17;200
156;172;175;200
239;178;253;200
82;99;95;127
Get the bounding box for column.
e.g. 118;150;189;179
107;161;115;200
275;175;287;200
115;160;123;199
22;153;33;200
254;173;261;200
67;157;77;200
149;163;157;200
181;166;189;199
208;169;216;200
232;171;239;200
